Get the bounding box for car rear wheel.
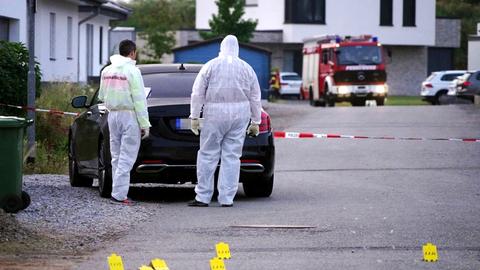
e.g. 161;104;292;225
69;140;94;187
98;139;112;198
435;90;448;105
243;175;274;198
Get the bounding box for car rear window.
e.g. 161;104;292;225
425;73;436;81
143;73;198;98
460;73;472;82
282;75;301;81
440;73;464;81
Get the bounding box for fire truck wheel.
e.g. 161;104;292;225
324;86;335;107
309;88;321;107
376;97;385;106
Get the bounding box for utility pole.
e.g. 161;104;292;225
26;0;36;163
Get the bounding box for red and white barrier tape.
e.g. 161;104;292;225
274;131;480;143
0;103;79;117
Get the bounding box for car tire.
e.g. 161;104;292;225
69;140;94;187
435;90;448;105
243;175;274;198
98;139;113;198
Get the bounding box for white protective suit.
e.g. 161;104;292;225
190;35;262;205
99;54;151;201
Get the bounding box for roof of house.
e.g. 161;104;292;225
79;0;130;19
172;37;272;54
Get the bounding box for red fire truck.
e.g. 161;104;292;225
301;34;388;106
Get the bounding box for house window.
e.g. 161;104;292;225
380;0;393;26
49;12;56;60
99;26;103;64
285;0;326;24
0;17;9;41
67;16;73;59
245;0;258;6
403;0;416;26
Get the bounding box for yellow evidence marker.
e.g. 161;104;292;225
150;258;169;270
108;253;124;270
138;265;154;270
210;257;226;270
423;243;438;262
215;242;231;259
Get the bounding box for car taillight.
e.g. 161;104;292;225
424;83;433;88
259;111;271;133
462;81;472;87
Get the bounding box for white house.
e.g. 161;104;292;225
191;0;461;95
468;23;480;70
0;0;130;83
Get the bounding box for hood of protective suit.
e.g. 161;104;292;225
109;54;136;67
219;35;239;58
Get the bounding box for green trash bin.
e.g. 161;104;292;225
0;116;33;213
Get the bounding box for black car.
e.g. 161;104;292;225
68;64;275;198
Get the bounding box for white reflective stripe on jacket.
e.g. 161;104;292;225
99;54;151;129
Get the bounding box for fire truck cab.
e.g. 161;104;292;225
301;34;388;107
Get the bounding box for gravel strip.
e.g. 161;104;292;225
0;174;155;255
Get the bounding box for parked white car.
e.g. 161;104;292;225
279;72;302;97
421;70;466;105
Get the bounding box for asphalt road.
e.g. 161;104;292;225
75;103;480;270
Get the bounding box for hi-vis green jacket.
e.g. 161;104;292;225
98;55;151;129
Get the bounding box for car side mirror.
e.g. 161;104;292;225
71;95;88;108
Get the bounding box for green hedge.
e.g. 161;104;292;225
0;41;42;116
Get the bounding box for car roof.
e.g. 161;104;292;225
433;70;467;74
137;63;203;75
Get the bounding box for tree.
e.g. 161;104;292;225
200;0;258;43
437;0;480;68
115;0;195;61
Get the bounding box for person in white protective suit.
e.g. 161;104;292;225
188;35;262;207
98;40;151;205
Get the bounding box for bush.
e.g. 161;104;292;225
0;41;42;116
24;83;97;174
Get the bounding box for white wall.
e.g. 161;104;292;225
78;15;110;82
0;0;27;43
35;0;79;82
196;0;436;46
468;39;480;70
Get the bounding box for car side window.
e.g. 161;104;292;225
441;73;463;81
476;73;480;81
